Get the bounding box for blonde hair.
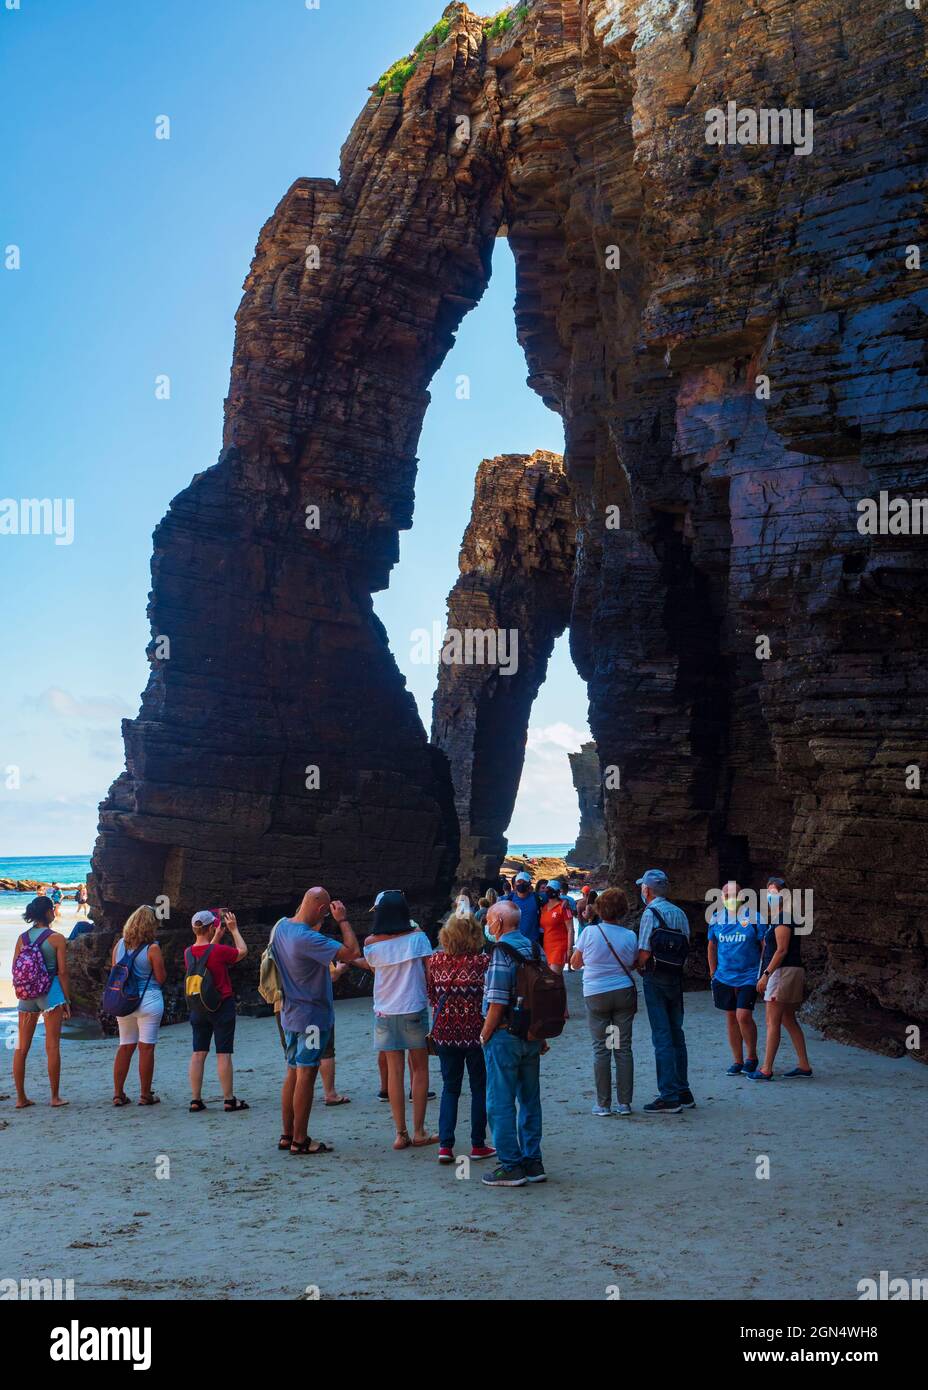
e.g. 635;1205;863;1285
438;911;484;958
485;887;498;906
123;905;158;951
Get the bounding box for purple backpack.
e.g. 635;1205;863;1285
12;928;53;1000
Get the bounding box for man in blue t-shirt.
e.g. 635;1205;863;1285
271;888;360;1154
707;880;765;1075
504;871;542;944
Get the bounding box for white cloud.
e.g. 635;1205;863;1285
508;723;588;844
30;687;131;722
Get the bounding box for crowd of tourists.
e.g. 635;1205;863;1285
9;866;811;1189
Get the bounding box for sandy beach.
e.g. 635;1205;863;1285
1;973;925;1301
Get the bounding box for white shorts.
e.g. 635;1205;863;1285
116;1002;164;1045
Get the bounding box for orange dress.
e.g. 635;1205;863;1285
540;900;573;967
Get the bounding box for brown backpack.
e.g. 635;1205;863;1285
496;939;567;1041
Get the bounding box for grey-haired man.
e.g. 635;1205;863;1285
636;869;694;1114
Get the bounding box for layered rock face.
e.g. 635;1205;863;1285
431;450;576;883
568;742;607;868
92;1;927;1055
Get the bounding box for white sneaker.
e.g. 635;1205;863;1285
612;1103;632;1116
591;1105;612;1117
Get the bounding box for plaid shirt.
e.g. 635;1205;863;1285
482;930;543;1015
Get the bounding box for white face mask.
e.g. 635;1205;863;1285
484;925;495;943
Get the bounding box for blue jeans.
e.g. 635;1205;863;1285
643;972;689;1102
436;1044;487;1149
483;1029;542;1170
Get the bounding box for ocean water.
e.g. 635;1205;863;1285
507;843;572;858
0;856;92;1036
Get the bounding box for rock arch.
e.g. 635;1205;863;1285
91;1;928;1055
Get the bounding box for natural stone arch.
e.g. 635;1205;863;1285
88;1;928;1057
431;450;576;884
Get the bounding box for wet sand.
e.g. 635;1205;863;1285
1;975;925;1300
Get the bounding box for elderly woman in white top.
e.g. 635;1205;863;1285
570;887;639;1116
354;890;438;1150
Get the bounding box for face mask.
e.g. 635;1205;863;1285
484;925;495;943
766;891;780;904
723;897;737;912
640;889;648;905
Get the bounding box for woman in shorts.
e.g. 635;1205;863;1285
12;895;71;1108
111;905;166;1106
749;878;813;1081
355;890;437;1150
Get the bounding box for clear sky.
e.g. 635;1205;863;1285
0;0;589;857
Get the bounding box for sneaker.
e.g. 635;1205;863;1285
726;1062;744;1075
679;1089;696;1108
377;1090;389;1102
591;1105;612;1117
469;1144;497;1161
522;1158;547;1183
746;1068;773;1081
482;1163;527;1187
612;1103;632;1116
783;1068;813;1078
643;1097;682;1115
743;1057;759;1073
438;1146;455;1164
408;1090;437;1101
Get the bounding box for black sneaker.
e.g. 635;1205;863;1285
643;1097;683;1115
482;1163;528;1187
377;1090;389;1102
523;1158;547;1183
679;1089;696;1108
408;1090;437;1101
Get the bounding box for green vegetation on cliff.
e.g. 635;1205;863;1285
374;17;453;95
483;5;529;40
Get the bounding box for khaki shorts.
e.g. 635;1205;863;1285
764;966;805;1005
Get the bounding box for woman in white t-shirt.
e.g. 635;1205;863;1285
355;890;438;1150
570;887;639;1116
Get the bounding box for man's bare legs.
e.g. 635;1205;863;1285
281;1065;321;1149
736;1007;758;1062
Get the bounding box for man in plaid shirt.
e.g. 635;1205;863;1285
479;900;547;1188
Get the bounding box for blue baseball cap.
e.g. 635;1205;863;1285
636;869;670;889
514;870;532;884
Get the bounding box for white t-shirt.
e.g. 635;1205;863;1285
363;927;432;1016
575;922;638;997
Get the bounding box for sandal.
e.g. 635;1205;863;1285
278;1133;293;1151
189;1099;206;1112
223;1097;250;1112
412;1132;440;1148
139;1093;161;1106
393;1130;412;1150
290;1139;333;1155
113;1094;131;1107
324;1094;351;1107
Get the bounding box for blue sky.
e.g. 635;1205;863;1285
0;0;588;856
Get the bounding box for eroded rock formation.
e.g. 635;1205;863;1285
431;450;576;882
91;1;928;1055
568;742;607;868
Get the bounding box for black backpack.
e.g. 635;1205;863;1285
645;903;690;974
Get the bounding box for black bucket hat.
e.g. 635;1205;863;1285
370;889;412;935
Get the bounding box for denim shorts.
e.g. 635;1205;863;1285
285;1026;333;1068
374;1007;429;1052
18;975;67;1015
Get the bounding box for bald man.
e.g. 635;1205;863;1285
272;888;361;1154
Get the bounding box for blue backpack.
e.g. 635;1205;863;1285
102;943;153;1017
